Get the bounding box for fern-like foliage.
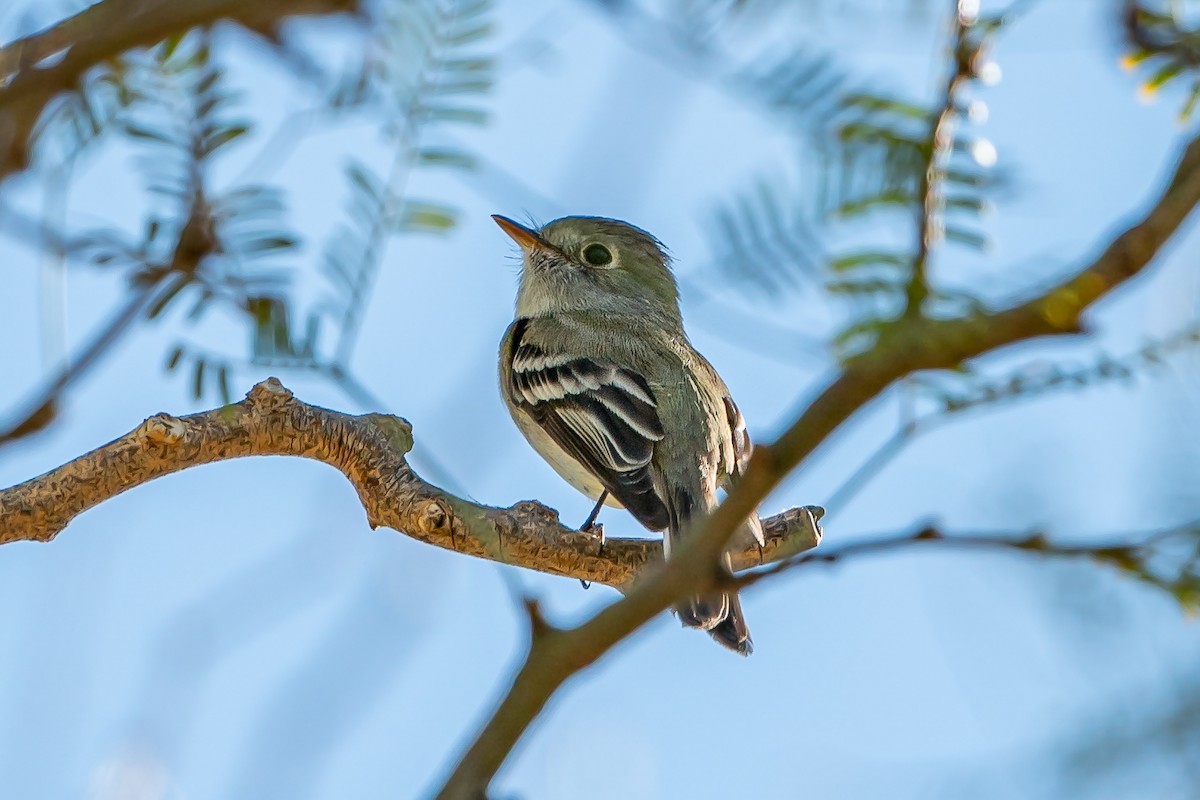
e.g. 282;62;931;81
318;0;494;365
1123;0;1200;118
14;1;494;408
733;45;854;135
705;5;1013;359
65;32;300;404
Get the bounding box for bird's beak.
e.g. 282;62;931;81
492;215;547;252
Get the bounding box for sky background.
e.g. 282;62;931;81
1;1;1198;798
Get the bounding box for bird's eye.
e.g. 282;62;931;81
581;243;613;267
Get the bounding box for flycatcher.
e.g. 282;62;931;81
495;214;764;655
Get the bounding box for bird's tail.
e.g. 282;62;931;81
665;486;757;656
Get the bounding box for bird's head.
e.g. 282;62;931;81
493;215;681;323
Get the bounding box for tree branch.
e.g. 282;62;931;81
0;280;155;446
433;130;1200;799
906;1;972;316
0;0;358;183
825;320;1200;516
0;378;823;587
736;523;1198;598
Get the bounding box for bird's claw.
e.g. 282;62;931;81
579;522;604;589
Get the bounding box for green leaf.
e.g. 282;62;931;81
829;251;910;272
416;148;476;169
447;22;493;45
240;235;299;255
835;190;913;217
192;358;206;400
826;278;904;295
161;32;188;61
1181;82;1200;120
420;105;488;125
146;272;192;320
165;345;185;371
346;161;385;205
432;79;493;96
204;123;250;155
442;57;494;74
195;69;221;97
939;168;993;188
1144;60;1185;94
945;195;987;213
841;92;930;120
395;201;457;232
944;227;988;249
123;122;173;144
216;364;231;405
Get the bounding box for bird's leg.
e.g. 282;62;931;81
578;490;608;590
581;491;607;531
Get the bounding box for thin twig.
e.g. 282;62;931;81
906;1;974;317
736;522;1197;590
823;419;916;516
0;280;159;446
824;320;1200;518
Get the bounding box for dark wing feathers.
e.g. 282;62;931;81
722;394;764;547
508;324;670;530
722;395;753;480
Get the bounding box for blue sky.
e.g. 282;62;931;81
1;1;1198;798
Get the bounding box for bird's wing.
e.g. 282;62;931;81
722;396;753;480
504;318;670;530
722;395;765;547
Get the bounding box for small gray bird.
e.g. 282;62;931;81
494;214;764;655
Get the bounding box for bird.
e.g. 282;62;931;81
494;214;764;655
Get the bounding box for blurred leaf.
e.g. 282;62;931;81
396;201;457;232
203;123;250;155
216;364;231;405
416;147;476;169
826;278;905;295
145;272;192;320
829;251;911;272
944;226;988;249
192;358;206;400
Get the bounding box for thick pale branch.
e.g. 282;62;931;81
0;378;822;588
0;0;357;183
433;131;1200;798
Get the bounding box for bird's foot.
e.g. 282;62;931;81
579;522;604;590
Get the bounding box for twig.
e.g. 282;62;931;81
824;320;1200;517
736;522;1197;591
0;280;159;446
906;2;975;317
823;420;916;516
